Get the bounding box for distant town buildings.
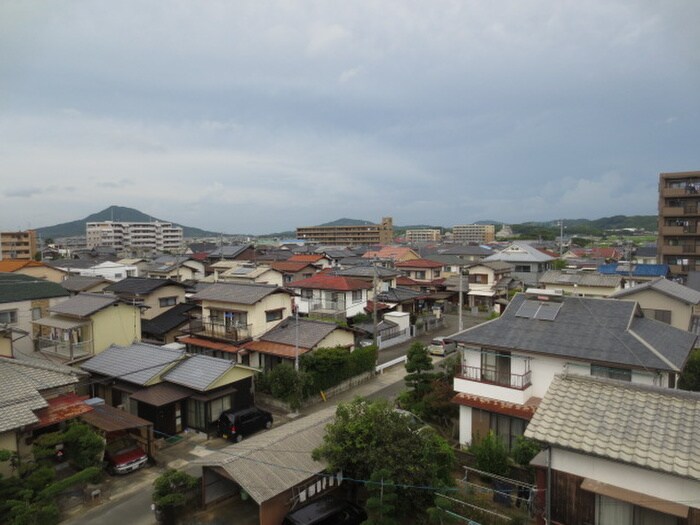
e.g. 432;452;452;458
405;228;442;243
86;221;183;254
296;217;393;246
658;170;700;276
451;223;495;244
0;230;37;260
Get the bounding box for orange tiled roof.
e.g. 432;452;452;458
395;258;443;269
178;336;240;354
289;273;372;291
0;259;44;272
270;261;315;273
242;340;312;358
288;254;325;263
451;392;540;420
362;246;418;261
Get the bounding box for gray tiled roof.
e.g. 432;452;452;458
468;261;514;272
540;270;623;288
610;277;700;305
484;241;555;263
163;354;235;391
376;286;423;303
259;317;344;349
105;277;183;295
195;407;334;504
438;245;494;256
191;282;289;305
142;303;198;337
49;292;120;318
0;273;70;303
448;293;696;372
525;374;700;481
80;343;185;385
334;266;401;278
0;357;83;432
60;275;110;293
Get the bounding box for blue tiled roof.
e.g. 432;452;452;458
597;263;669;277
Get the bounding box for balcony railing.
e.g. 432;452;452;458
190;318;252;342
456;364;532;390
35;337;93;361
308;299;347;313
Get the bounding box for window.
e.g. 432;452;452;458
159;296;178;307
265;309;284;322
31;307;42;320
208;395;232;421
514;265;531;273
595;495;678;525
481;350;512;386
301;289;313;299
352;290;363;303
591;365;632;382
0;309;18;324
641;308;672;325
187;399;207;431
415;271;426;279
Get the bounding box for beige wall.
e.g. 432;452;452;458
0;333;12;357
316;330;355;350
541;283;622;298
141;285;187;320
209;366;257;390
93;303;141;354
17;266;67;283
616;290;692;331
202;292;292;339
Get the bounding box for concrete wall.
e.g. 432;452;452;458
316;329;354;350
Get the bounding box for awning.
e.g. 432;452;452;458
451;392;540;420
468;290;496;297
81;402;153;432
130;383;191;407
31;393;93;429
580;478;689;518
179;336;240;354
32;317;89;330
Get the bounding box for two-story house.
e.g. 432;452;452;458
538;269;625;297
145;255;206;281
447;290;697;449
33;292;142;363
207;261;284;286
182;283;294;356
104;277;188;320
270;260;319;284
0;272;70;357
394;258;444;290
483;241;555;287
288;273;373;320
461;261;519;311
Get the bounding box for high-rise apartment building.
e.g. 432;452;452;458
451;224;495;244
86;221;184;253
296;217;393;246
405;229;442;243
657;170;700;275
0;230;38;260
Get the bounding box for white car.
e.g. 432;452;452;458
427;336;456;356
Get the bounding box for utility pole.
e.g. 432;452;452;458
294;305;300;372
458;262;464;332
559;219;564;256
372;258;379;347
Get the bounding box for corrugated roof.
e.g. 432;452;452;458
598;263;669;277
0;272;69;304
610;277;700;305
0;260;46;272
196;407;334;504
49;292;120;318
80;343;186;385
525;374;700;481
447;293;696;372
163;354;235;391
191;282;290;304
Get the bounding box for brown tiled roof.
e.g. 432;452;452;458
395;258;443;269
0;260;45;272
289;273;372;291
288;254;325;263
451;392;540;420
130;383;191;407
242;340;312;359
178;336;240;354
270;261;315;273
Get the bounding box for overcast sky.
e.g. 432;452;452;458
1;1;699;234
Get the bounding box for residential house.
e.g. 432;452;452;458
610;276;700;331
598;262;670;288
334;265;400;292
198;407;344;525
205;244;256;264
632;245;657;265
483;241;555;287
270;260;319;284
182;283;294;356
242;317;355;370
104;277;187;320
525;374;700;525
0;357;88;477
461;261;519;311
33;292;141;363
51;259;138;281
362;246;420;265
288;273;373;320
0;272;70;356
287;253;332;269
538;269;624;297
145;255;206;281
448;291;697;448
562;246;624;261
394;258;444;289
141;303;199;345
0;259;67;283
81;342;257;436
60;275;112;295
117;257;150;276
207;261;284;286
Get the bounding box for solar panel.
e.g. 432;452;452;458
534;302;563;321
515;299;541;318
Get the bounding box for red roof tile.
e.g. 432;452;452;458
270;261;315;273
0;259;45;272
178;336;240;354
288;254;325;263
451;393;540;420
242;340;312;358
395;258;443;269
289;273;373;291
32;393;93;429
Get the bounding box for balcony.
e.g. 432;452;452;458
36;337;93;361
454;364;533;405
190;318;252;342
661;186;700;198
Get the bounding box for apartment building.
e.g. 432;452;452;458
86;221;183;253
658;170;700;276
0;230;37;260
405;228;442;243
296;217;393;246
451;224;495;244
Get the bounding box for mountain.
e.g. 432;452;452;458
318;218;375;227
36;205;223;239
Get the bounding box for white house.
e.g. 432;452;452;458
289;273;373;319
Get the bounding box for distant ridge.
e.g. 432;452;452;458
36;205;224;239
318;218;375;227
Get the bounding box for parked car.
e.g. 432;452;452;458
282;497;367;525
217;406;273;442
104;436;148;475
427;336;456;356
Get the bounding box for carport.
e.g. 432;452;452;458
81;401;156;458
198;407;343;525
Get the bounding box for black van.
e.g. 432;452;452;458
217;406;273;442
282;497;367;525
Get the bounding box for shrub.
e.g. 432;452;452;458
470;431;509;478
511;435;541;468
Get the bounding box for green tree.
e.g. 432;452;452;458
470;431;509;478
313;399;455;521
152;469;199;525
363;469;398;525
404;342;437;397
679;348;700;391
510;435;541;468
